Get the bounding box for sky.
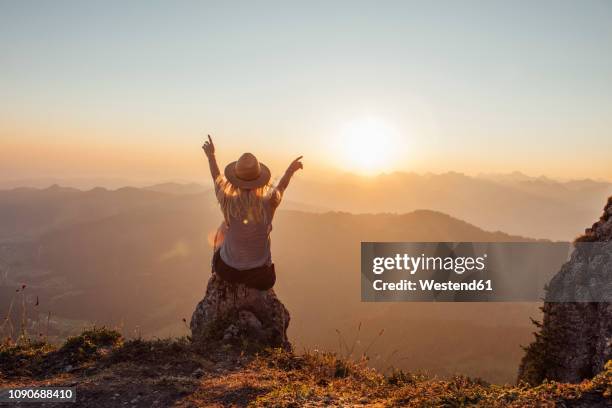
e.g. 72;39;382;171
1;0;612;185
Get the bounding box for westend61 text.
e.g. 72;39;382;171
373;279;493;292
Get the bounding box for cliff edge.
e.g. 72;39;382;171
518;196;612;385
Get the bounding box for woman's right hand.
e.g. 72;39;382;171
202;134;215;159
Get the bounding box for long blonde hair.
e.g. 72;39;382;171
215;175;279;225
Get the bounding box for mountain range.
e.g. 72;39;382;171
0;181;577;383
2;171;611;241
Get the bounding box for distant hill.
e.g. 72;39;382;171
0;186;541;383
0;172;612;240
288;172;612;240
143;182;208;195
0;185;174;241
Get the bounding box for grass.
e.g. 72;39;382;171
0;328;610;407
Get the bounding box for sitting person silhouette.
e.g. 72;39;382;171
202;135;303;290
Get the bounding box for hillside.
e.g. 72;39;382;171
1;328;610;407
3;172;611;241
0;185;545;383
278;172;612;240
0;185;174;241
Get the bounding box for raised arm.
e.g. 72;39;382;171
202;134;220;183
276;155;303;193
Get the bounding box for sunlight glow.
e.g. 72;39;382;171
337;118;401;175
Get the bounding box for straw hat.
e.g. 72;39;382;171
224;153;271;189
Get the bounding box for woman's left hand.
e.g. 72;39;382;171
287;156;303;173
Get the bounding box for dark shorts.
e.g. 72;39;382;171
213;249;276;291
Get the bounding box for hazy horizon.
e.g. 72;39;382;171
2;168;612;191
2;1;612;182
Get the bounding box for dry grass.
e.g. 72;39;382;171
0;328;610;407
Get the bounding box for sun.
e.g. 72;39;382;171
337;118;399;175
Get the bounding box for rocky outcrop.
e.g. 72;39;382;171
190;274;291;350
518;196;612;385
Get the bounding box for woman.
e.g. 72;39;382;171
202;135;303;290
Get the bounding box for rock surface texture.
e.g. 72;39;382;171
190;274;291;350
518;196;612;385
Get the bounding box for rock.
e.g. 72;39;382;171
191;368;204;378
518;196;612;385
190;274;291;350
